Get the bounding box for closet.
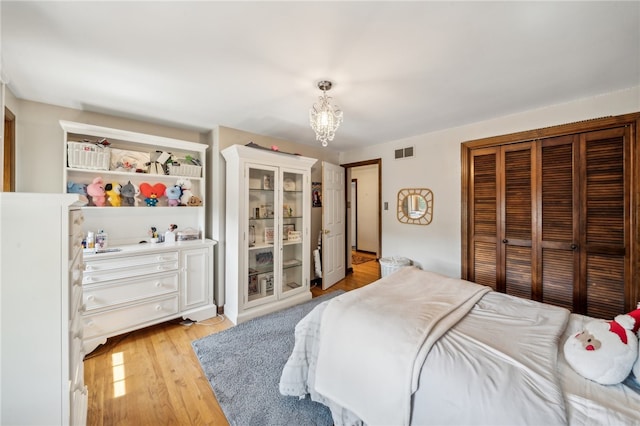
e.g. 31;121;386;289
461;113;639;320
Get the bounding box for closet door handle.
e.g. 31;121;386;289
502;239;508;244
570;244;578;250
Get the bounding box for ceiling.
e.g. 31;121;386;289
2;1;639;152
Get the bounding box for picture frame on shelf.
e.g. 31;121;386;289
287;230;302;242
255;250;273;265
263;174;272;190
264;226;275;244
248;275;260;297
283;224;295;240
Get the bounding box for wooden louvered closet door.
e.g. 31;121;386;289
462;113;639;319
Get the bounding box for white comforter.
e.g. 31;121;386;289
280;268;572;425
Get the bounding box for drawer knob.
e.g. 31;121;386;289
155;282;162;287
87;295;95;301
155;305;162;311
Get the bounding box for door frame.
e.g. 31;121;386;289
342;159;382;270
4;107;15;192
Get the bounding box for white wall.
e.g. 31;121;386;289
340;86;640;278
351;164;378;253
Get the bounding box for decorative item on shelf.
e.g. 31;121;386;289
105;182;122;207
287;230;302;242
87;177;106;206
283;204;293;217
164;224;178;243
168;155;202;177
248;225;256;247
67;139;111;170
66;181;88;205
255;250;273;265
176;227;200;241
283;178;296;191
260;203;273;218
264;226;275;244
165;185;182;206
139;182;167;207
263;174;272;190
283;224;296;240
120;181;137;207
149;226;159;243
109;148;149;173
309;80;343;147
177;178;194;206
187;195;203;206
248;275;260;297
147;150;172;175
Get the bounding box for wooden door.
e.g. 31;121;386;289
501;143;534;298
469;147;499;290
538;135;579;311
580;127;630;318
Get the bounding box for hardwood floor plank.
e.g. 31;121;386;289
84;258;380;425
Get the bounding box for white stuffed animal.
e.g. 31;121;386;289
564;309;640;385
178;178;194;206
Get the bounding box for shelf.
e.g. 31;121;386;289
67;167;204;182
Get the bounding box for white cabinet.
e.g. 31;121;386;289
81;240;216;354
60;121;217;354
0;193;87;425
222;144;317;324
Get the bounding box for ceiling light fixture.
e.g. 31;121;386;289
309;80;343;147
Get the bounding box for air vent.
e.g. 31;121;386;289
394;146;415;159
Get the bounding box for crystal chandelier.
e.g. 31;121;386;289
309;80;343;147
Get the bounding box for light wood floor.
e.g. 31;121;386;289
83;253;380;425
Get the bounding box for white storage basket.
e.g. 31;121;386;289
379;256;411;277
168;163;202;178
67;142;111;170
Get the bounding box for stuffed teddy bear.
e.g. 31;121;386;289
139;182;167;207
104;182;122;207
86;177;106;206
187;195;203;206
177;178;194;206
165;185;182;207
564;308;640;385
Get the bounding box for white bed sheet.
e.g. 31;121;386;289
280;274;640;425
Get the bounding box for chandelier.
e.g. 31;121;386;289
309;80;343;147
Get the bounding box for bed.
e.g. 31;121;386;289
279;267;640;425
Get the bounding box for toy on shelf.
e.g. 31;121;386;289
177;178;194;206
140;182;167;207
187;195;203;206
87;177;106;206
67;181;88;205
165;185;182;207
105;182;122;207
120;181;137;207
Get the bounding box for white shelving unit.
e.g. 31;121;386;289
60;121;217;354
222;144;317;324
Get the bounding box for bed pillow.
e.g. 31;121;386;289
564;309;640;385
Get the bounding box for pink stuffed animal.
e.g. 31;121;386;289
564;309;640;385
87;177;106;206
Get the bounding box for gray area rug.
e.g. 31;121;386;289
192;291;344;426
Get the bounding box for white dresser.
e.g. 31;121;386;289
0;193;87;425
81;240;216;354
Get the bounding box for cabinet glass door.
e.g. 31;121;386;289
247;166;276;304
281;170;304;296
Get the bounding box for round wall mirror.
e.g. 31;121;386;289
397;188;433;225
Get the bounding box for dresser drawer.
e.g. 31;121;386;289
83;260;178;284
84;252;179;272
83;273;179;311
83;295;179;340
